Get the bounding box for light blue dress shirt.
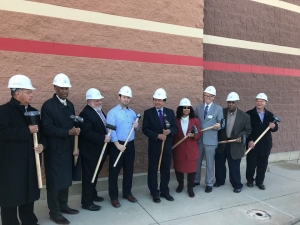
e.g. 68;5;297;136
256;109;265;123
106;104;137;142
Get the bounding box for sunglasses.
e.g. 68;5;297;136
183;107;191;109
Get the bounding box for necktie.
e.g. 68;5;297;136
204;105;209;119
97;110;106;125
158;109;163;126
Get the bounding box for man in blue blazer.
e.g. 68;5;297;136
194;86;223;193
142;88;177;203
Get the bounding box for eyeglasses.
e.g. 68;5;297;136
204;95;214;98
183;107;190;109
227;101;236;104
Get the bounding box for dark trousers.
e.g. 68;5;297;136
246;153;269;185
109;141;135;200
148;152;171;197
1;202;38;225
47;188;69;217
215;143;243;189
81;152;107;206
175;171;196;190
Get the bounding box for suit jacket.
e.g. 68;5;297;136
142;107;177;155
195;102;223;145
216;108;252;159
172;118;201;162
246;107;278;156
79;105;108;162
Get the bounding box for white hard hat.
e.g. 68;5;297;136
86;88;104;100
153;88;167;99
118;86;132;97
179;98;192;106
204;86;216;96
226;92;240;101
53;73;72;87
8;74;35;90
256;93;268;102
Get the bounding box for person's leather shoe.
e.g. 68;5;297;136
82;204;101;211
205;186;212;193
176;184;184;193
256;184;265;190
160;193;174;201
247;182;254;187
123;195;137;203
193;182;200;187
213;182;223;187
60;207;79;215
50;215;70;224
233;188;242;193
153;195;161;203
111;199;121;208
93;196;104;202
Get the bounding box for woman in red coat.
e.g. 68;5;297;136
172;98;201;197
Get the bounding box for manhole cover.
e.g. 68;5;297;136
247;209;271;220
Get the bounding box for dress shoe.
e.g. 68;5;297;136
247;182;254;187
50;215;70;224
153;195;161;203
233;188;242;193
93;196;104;202
205;186;212;193
213;182;223;187
123;195;137;203
188;188;195;198
256;184;265;190
160;193;174;201
193;182;200;187
82;204;101;211
60;207;79;215
176;184;184;193
111;199;121;208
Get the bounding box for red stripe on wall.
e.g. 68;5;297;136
0;38;203;67
203;61;300;77
1;38;300;77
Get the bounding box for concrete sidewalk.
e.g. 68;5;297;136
34;160;300;225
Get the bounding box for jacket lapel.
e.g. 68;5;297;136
152;107;163;127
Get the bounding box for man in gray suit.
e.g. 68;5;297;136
214;92;252;193
194;86;223;193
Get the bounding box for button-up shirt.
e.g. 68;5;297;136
226;109;237;138
106;104;137;142
256;109;265;123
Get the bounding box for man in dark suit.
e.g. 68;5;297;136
246;93;278;190
41;73;80;224
79;88;110;211
214;92;252;193
142;88;177;203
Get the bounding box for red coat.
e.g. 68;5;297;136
172;118;201;173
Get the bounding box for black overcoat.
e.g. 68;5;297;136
246;107;278;156
78;105;108;162
41;94;75;192
0;98;43;207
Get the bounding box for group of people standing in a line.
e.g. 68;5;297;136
0;73;278;225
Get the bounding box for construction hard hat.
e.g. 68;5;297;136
226;92;240;101
86;88;104;100
153;88;167;99
8;74;35;90
256;93;268;102
118;86;132;97
204;86;216;96
179;98;192;106
53;73;72;87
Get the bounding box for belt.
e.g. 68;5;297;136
118;140;134;145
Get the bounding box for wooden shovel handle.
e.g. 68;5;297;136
33;133;43;189
73;135;79;166
245;127;271;155
172;136;189;149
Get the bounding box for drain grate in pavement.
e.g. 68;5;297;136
247;209;271;220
